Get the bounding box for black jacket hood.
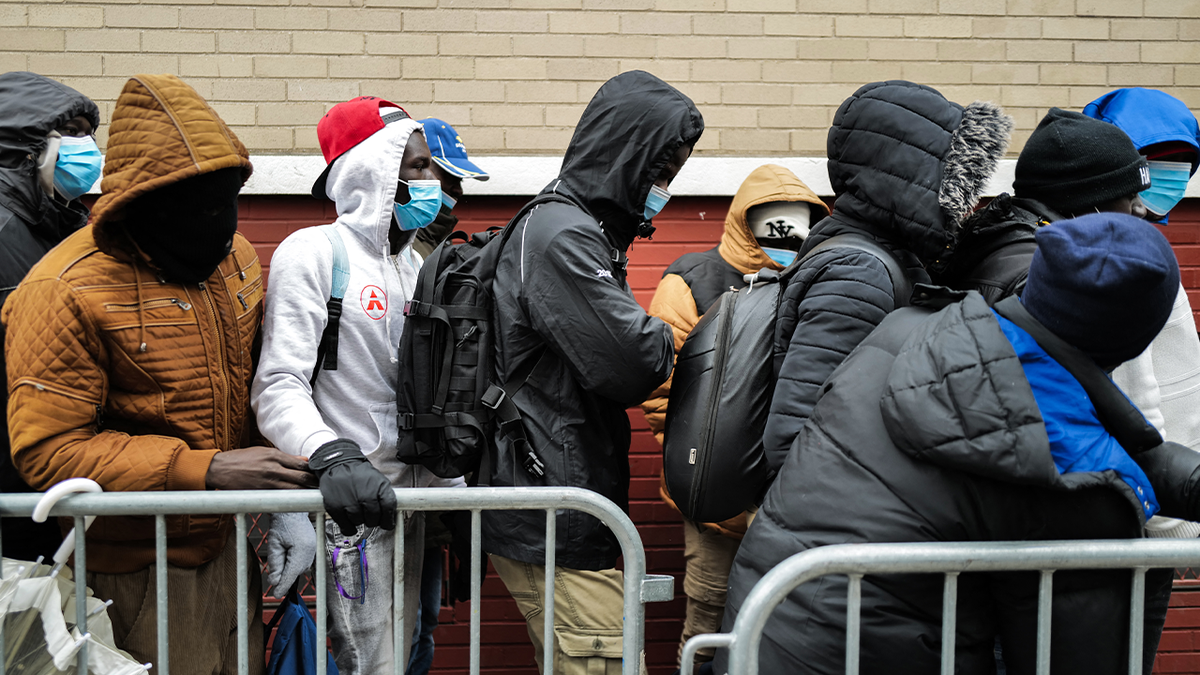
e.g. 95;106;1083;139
0;72;99;236
826;80;1011;271
547;70;703;251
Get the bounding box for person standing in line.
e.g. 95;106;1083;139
761;80;1012;470
485;70;702;675
4;73;314;675
1084;88;1200;673
251;96;455;675
0;71;101;563
402;117;490;675
640;164;828;675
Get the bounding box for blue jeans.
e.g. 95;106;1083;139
406;546;443;675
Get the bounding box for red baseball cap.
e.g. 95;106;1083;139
311;96;412;199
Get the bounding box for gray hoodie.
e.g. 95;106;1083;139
252;117;445;488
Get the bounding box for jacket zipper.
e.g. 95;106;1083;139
691;291;737;512
198;280;230;451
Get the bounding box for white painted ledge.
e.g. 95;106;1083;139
89;155;1200;198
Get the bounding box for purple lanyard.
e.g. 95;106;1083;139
331;539;368;604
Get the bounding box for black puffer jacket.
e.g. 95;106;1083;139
762;81;1010;467
719;291;1200;675
0;72;99;561
935;194;1063;305
483;71;703;570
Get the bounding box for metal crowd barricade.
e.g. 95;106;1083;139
0;486;674;675
682;539;1200;675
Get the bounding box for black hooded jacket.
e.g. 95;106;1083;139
934;194;1063;305
762;81;1011;468
0;72;98;560
482;71;703;570
720;291;1200;675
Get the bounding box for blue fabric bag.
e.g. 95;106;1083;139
265;586;339;675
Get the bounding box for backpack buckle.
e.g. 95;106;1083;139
398;412;415;430
610;249;628;272
403;300;421;317
481;384;506;411
522;446;545;478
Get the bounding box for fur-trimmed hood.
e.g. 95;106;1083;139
826;80;1012;271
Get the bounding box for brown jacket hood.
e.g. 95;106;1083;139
90;74;252;255
718;164;829;275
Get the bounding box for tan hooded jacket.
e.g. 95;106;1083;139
641;164;827;538
3;74;261;573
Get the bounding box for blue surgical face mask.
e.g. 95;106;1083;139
1141;160;1192;220
644;184;670;220
760;246;797;267
53;135;102;201
393;179;442;231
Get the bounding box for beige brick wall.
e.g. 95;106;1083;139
5;1;1200;155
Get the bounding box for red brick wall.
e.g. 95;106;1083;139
239;195;1200;675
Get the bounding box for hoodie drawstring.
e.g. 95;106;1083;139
133;262;147;353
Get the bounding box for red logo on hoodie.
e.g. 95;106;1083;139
361;285;387;320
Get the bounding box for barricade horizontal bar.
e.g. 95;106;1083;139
727;539;1200;675
0;486;650;675
0;487;625;519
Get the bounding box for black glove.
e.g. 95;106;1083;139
309;439;397;535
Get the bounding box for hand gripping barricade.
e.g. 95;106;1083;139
395;194;576;481
663;233;913;522
682;539;1200;675
0;485;673;675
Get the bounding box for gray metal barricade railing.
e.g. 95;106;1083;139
0;486;674;675
682;538;1200;675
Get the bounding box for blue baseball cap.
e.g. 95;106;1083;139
420;118;489;181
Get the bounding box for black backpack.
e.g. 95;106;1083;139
395;194;573;480
662;233;913;523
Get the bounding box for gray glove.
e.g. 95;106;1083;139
264;512;316;598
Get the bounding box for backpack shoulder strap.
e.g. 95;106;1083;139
310;225;351;387
800;232;914;308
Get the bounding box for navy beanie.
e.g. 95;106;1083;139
1021;213;1179;366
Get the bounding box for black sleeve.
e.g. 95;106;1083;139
762;250;897;471
524;225;674;407
1136;441;1200;520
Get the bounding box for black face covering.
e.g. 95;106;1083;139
122;168;242;284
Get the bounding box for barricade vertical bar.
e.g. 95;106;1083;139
316;512;328;675
470;509;482;675
395;510;405;675
75;516;88;674
0;519;5;675
846;573;862;675
941;572;958;675
236;514;248;675
1129;567;1146;675
157;515;169;675
1035;569;1053;675
544;509;556;675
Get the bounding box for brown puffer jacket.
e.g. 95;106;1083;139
640;164;828;539
2;74;261;574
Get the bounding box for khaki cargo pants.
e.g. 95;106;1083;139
490;553;647;675
677;518;741;673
